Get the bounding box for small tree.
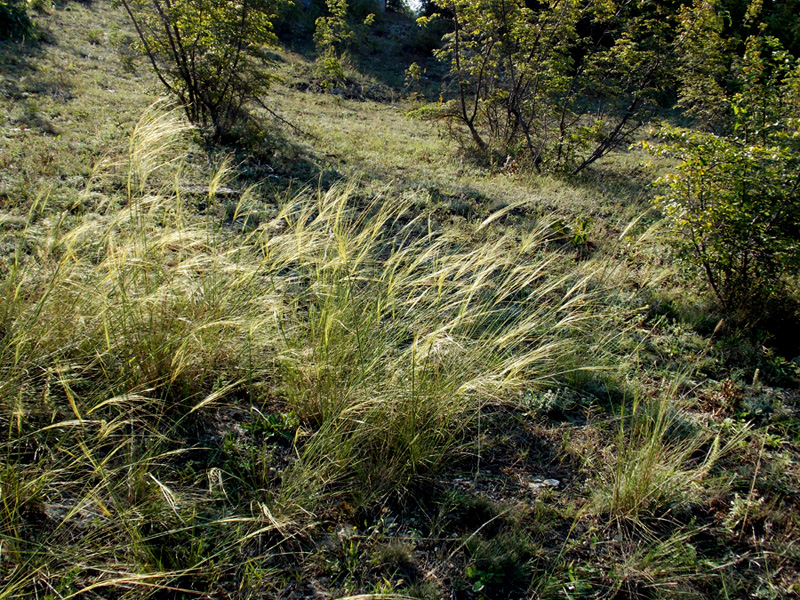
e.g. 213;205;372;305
314;0;353;88
313;0;374;90
119;0;283;140
428;0;673;174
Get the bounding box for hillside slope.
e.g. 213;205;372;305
1;4;799;599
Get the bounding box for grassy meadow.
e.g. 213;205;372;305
0;3;799;599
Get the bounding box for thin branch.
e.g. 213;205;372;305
254;97;317;140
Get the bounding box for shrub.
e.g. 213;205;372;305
119;0;284;140
653;130;800;319
652;35;800;322
314;0;374;89
0;0;34;39
427;0;673;174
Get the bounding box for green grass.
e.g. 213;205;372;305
590;387;748;521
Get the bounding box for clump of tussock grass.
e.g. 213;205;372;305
1;106;277;419
0;107;286;597
590;384;749;522
607;527;707;599
254;183;610;508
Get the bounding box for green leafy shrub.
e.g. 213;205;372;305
428;0;673;174
119;0;284;140
0;0;34;39
653;130;800;318
314;0;374;90
652;35;800;322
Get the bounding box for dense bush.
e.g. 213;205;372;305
654;129;800;319
119;0;284;140
0;0;34;40
654;34;800;322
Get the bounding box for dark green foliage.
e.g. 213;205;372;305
463;528;536;596
718;0;800;57
0;0;34;39
677;0;800;133
654;34;800;323
244;409;299;442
